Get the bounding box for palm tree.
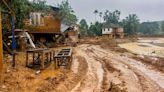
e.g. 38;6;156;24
94;10;98;22
99;12;103;22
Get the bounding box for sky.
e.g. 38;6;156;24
44;0;164;24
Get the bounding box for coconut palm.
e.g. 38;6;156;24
93;10;98;22
99;12;103;22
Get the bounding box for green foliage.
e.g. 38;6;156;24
88;22;102;36
1;0;51;29
31;0;52;12
79;10;140;37
161;21;164;32
79;19;102;37
11;0;31;28
138;22;160;35
79;19;88;36
103;10;121;25
121;14;140;36
58;0;78;24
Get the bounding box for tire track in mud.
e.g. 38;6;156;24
74;45;128;92
71;44;164;92
82;44;164;92
133;70;161;92
71;45;104;92
116;56;164;92
85;46;134;92
70;56;89;92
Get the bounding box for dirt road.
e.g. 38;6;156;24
71;44;164;92
1;39;164;92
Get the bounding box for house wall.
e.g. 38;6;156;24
116;28;124;39
102;28;113;35
25;12;61;33
116;27;124;33
67;30;79;43
29;12;42;25
102;34;113;39
102;27;124;39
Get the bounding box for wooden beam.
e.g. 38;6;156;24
0;8;3;83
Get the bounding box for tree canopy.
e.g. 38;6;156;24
103;10;121;25
138;22;160;36
58;0;78;24
121;14;140;36
0;0;52;29
79;19;88;36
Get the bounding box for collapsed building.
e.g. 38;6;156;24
64;24;80;45
102;24;124;39
24;7;62;47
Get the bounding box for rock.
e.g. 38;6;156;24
36;70;41;75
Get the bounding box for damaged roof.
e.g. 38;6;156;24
102;23;121;28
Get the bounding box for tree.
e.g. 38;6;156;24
161;21;164;32
31;0;51;12
138;22;160;36
122;14;140;36
99;12;103;22
103;10;121;25
58;0;78;24
94;10;98;22
79;19;88;36
11;0;31;28
88;22;102;36
1;0;51;29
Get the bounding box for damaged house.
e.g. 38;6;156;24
24;6;61;47
102;24;124;39
64;24;79;44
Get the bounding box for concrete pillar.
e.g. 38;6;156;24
0;8;3;83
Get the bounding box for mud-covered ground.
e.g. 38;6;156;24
0;37;164;92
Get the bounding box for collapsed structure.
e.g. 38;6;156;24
102;24;124;39
64;24;80;45
0;0;79;71
24;7;62;45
